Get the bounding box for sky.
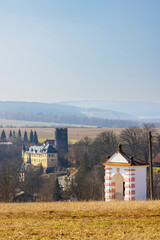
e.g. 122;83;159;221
0;0;160;103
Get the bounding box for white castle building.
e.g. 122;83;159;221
103;145;149;201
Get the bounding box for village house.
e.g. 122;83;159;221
103;144;149;201
153;153;160;168
42;139;55;146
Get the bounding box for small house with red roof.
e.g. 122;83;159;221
42;139;55;146
103;144;149;201
153;153;160;168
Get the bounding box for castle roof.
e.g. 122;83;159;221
25;144;58;154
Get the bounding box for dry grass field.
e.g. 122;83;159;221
1;127;125;141
2;127;160;142
0;201;160;240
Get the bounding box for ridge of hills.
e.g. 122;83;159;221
0;100;160;128
59;100;160;121
0;101;132;120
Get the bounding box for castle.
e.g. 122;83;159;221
22;128;68;172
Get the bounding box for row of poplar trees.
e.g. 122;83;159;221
0;129;38;144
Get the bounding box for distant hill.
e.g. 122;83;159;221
0;100;160;128
0;101;83;116
0;101;132;120
59;100;160;121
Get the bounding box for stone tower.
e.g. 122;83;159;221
55;128;68;167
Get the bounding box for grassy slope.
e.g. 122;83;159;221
0;201;160;240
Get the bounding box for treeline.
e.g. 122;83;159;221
0;135;61;202
0;129;39;144
0;125;160;202
0;130;40;202
66;124;160;200
0;111;155;128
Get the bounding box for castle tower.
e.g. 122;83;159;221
55;128;68;167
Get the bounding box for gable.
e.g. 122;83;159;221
107;152;128;164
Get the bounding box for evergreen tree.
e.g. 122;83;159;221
1;130;6;140
13;130;16;138
33;131;38;144
23;130;28;143
53;178;61;201
18;129;21;138
79;152;91;176
9;130;12;138
30;130;33;143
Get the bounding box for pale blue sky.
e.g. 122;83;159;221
0;0;160;103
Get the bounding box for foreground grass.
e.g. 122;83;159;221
0;201;160;240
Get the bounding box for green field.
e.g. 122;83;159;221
0;201;160;240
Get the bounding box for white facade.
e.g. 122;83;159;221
104;152;148;201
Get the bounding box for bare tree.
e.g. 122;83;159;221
89;131;118;165
69;166;104;201
120;127;143;157
120;125;158;162
0;162;18;202
67;137;92;166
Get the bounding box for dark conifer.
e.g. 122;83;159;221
53;178;61;201
79;152;91;176
18;129;21;138
1;130;6;140
33;131;38;144
23;130;28;143
13;130;16;137
9;130;12;138
30;130;33;143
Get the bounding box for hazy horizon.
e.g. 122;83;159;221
0;99;160;104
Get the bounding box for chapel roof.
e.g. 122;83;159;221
103;144;149;166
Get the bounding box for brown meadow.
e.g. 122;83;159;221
2;127;160;141
0;201;160;239
1;128;126;141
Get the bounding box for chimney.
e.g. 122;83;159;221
130;156;133;165
118;143;122;152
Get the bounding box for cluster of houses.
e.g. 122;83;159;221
21;128;78;192
20;128;160;202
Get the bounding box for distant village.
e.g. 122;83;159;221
0;125;160;202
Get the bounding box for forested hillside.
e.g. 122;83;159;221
0;101;160;128
0;111;143;128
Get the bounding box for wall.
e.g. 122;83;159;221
23;152;58;169
135;167;147;200
104;165;148;201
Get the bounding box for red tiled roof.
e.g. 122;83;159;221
153;153;160;165
121;152;149;166
69;169;78;178
42;139;55;145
